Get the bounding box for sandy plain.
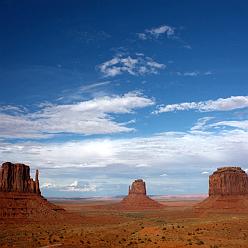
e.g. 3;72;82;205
1;196;248;248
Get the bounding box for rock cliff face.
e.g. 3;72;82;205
209;167;248;196
0;162;40;194
195;166;248;213
128;179;146;195
110;179;163;210
0;162;65;220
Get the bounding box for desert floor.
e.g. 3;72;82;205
1;197;248;248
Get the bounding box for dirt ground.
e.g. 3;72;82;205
1;197;248;248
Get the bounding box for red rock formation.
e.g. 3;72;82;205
109;179;163;210
195;166;248;213
0;162;40;194
209;167;248;196
0;162;65;221
129;179;146;195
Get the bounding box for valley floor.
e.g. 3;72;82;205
1;197;248;248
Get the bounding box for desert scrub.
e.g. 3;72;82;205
195;240;204;245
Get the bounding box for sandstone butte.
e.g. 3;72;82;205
195;166;248;213
108;179;164;210
0;162;66;222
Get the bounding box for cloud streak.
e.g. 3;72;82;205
0;92;154;139
176;71;213;77
155;96;248;114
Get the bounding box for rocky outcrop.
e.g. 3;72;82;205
195;166;248;213
108;179;163;210
0;162;65;221
0;162;40;194
209;167;248;196
129;179;146;195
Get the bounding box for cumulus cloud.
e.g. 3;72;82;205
1;124;248;195
40;182;56;189
64;181;97;192
0;92;154;139
41;180;97;192
1;128;248;171
137;25;175;40
155;96;248;114
98;54;166;77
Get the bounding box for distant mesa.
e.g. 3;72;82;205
0;162;65;221
195;166;248;213
108;179;164;210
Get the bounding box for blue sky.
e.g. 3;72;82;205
1;0;248;197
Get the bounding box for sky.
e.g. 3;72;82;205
0;0;248;197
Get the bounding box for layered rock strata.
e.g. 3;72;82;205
195;167;248;213
209;167;248;196
0;162;40;194
0;162;64;220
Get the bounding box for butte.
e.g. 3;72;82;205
0;162;66;222
195;166;248;213
109;179;164;210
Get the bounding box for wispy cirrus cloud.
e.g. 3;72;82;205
0;92;154;139
98;54;166;77
190;117;248;133
155;96;248;114
191;117;215;131
210;120;248;130
137;25;175;40
57;80;112;103
176;71;213;77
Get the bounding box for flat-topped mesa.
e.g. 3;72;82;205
195;166;248;213
0;162;40;194
128;179;146;195
209;166;248;196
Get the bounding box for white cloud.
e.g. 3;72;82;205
1;128;248;171
65;181;97;192
70;180;78;187
0;92;154;139
183;71;200;77
40;182;56;189
138;25;175;40
98;54;166;77
1;124;248;195
201;171;209;175
160;173;168;177
204;71;213;75
176;71;213;77
191;117;215;131
78;81;111;92
210;120;248;130
155;96;248;114
41;180;97;192
183;45;192;49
